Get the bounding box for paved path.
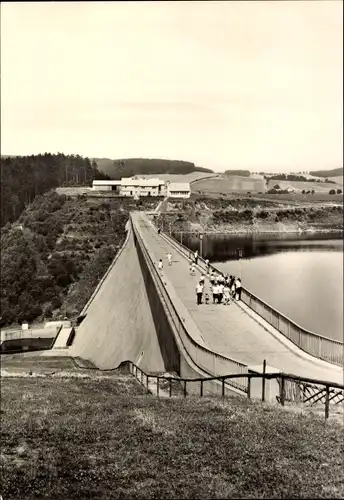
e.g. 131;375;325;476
132;212;343;385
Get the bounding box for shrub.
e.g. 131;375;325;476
51;297;62;310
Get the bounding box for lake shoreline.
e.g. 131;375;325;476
176;224;344;236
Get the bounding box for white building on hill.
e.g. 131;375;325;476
120;177;166;197
92;177;190;198
167;182;191;198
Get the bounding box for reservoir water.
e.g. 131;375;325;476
173;232;343;342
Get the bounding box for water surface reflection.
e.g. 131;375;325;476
173;232;343;341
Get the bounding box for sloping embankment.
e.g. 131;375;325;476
69;225;166;371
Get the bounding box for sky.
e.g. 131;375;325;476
1;1;343;172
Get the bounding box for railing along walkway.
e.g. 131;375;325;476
131;214;249;393
133;212;342;384
71;357;344;421
148;215;343;367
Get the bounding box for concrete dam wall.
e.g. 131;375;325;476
70;224;168;372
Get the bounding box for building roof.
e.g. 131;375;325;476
121;178;162;187
92;180;121;185
168;182;191;191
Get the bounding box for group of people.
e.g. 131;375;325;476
195;270;242;306
157;247;243;308
158;252;172;272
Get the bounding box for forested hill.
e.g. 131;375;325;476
0;154;110;228
94;158;214;179
0;191;156;327
309;167;343;178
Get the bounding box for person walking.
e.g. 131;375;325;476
223;284;231;305
157;228;161;235
167;252;172;266
196;281;204;305
194;250;199;265
235;277;242;300
199;274;205;286
230;275;236;297
212;283;218;304
158;259;164;274
205;258;210;274
217;282;224;304
190;261;196;276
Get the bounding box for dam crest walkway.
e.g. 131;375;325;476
131;212;343;385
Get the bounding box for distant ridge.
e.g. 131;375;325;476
309;167;343;178
93;157;214;179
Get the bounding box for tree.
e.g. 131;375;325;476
311;190;315;194
329;189;336;195
337;189;342;194
273;184;280;190
301;190;306;194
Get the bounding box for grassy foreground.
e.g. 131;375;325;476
1;358;343;499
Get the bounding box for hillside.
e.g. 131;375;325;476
309;167;343;178
192;175;266;195
1;355;343;499
0;191;158;327
143;172;218;183
94;157;214;179
267;179;343;193
159;197;343;234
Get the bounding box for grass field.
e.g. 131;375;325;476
143;172;218;183
267;179;343;193
251;192;344;203
328;176;344;185
192;176;266;195
1;355;344;499
190;190;343;204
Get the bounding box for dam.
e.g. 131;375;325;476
69;211;343;395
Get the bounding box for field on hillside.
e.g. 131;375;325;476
251;192;344;204
144;172;218;183
192;176;266;195
328;176;343;185
1;358;343;499
267;179;343;192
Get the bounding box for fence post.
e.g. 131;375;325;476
325;385;330;420
222;378;225;397
262;359;266;402
146;375;149;390
200;380;203;397
247;375;251;399
157;377;160;398
169;379;172;398
183;380;187;397
280;375;285;406
140;369;143;385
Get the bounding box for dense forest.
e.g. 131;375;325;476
0;153;110;228
94;157;213;179
0;191;157;327
224;170;250;177
265;173;336;183
309;167;343;178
